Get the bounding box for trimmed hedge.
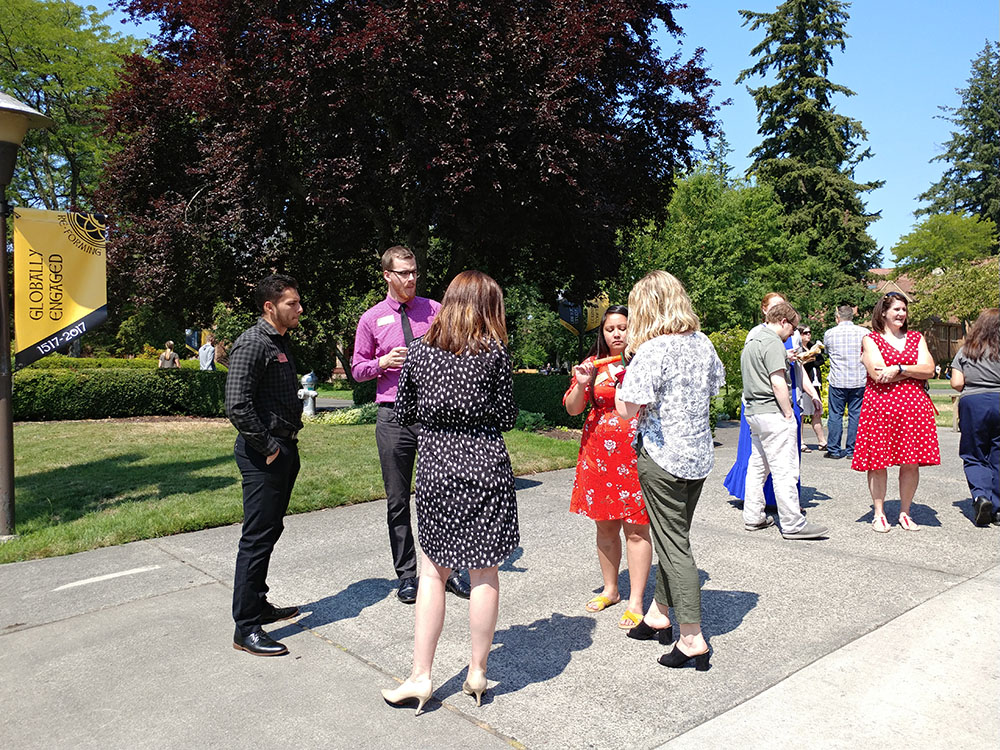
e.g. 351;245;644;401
351;371;582;428
22;354;219;371
513;373;582;428
12;368;227;420
352;378;377;405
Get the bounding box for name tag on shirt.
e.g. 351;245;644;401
376;315;394;327
277;353;288;363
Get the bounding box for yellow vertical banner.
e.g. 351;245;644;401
13;207;107;368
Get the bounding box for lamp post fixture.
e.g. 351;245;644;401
0;92;54;539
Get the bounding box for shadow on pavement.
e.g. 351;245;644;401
856;500;942;527
270;577;396;637
500;547;528;573
950;498;978;526
440;613;597;700
800;484;832;509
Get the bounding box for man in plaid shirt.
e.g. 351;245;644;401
226;274;304;656
823;305;869;459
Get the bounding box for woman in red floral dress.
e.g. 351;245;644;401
564;306;651;628
853;292;940;532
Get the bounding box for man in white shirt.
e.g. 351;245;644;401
822;305;869;459
199;336;217;370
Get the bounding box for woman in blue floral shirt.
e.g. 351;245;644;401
615;271;725;670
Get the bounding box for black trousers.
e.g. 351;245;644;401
375;404;419;579
233;434;300;636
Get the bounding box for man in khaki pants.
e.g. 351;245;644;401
741;302;828;540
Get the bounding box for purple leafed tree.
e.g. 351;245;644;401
99;0;719;326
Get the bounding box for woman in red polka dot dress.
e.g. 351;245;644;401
853;293;940;532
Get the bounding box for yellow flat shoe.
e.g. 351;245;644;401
617;610;642;629
584;595;619;612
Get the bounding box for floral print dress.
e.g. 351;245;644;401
563;357;648;523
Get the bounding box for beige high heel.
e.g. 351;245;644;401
381;678;433;715
462;672;488;707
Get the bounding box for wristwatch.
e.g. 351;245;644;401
897;364;905;375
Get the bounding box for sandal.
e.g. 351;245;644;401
617;610;642;629
800;446;812;453
818;442;827;450
584;595;619;612
898;512;919;531
872;514;890;533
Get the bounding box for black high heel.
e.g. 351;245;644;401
627;620;674;645
658;645;711;671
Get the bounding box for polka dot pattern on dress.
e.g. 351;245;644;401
851;331;941;471
395;339;520;569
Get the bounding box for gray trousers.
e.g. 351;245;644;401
637;447;704;624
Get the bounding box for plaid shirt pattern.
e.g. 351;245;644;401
225;318;303;456
823;321;869;389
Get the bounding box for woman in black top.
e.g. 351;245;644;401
798;326;826;452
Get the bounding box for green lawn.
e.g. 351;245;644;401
315;382;353;399
3;420;577;564
931;394;957;428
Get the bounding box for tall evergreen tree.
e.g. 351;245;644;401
737;0;881;279
0;0;144;210
917;41;1000;237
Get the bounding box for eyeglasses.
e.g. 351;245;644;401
884;291;905;299
388;269;419;279
801;329;811;334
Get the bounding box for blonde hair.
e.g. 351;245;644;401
625;271;700;356
423;270;508;354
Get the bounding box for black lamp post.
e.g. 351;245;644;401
0;92;54;539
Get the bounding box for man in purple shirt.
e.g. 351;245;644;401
352;246;471;603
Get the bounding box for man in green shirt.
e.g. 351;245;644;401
741;302;828;540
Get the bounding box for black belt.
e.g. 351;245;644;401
378;402;395;408
272;428;299;439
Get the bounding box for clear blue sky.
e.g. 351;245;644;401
94;0;999;266
664;0;998;265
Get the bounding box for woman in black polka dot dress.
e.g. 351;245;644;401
381;270;518;714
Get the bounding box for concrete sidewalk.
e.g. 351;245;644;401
1;424;997;749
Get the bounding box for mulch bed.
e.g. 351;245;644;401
536;428;581;442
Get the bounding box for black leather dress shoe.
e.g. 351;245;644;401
397;576;418;604
233;627;288;656
973;496;994;527
445;572;471;599
259;605;300;624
